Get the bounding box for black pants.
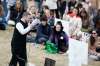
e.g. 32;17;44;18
50;9;59;18
9;46;27;66
58;39;68;52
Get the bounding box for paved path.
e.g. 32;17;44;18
0;26;100;66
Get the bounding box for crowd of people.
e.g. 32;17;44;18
0;0;100;66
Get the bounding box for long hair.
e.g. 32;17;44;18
80;9;89;20
89;30;97;46
15;1;23;12
90;35;96;46
53;21;63;33
0;4;4;16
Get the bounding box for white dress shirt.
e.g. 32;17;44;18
16;19;40;35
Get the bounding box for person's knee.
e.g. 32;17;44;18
38;37;47;44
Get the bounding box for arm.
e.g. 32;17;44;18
16;23;32;35
31;18;41;26
63;14;70;21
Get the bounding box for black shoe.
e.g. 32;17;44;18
0;24;6;30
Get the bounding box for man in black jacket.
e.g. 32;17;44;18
35;15;52;44
9;12;39;66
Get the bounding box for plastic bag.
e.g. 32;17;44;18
45;41;58;54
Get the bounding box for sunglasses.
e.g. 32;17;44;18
92;33;97;34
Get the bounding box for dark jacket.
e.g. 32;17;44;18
11;20;28;49
49;31;69;52
36;23;52;42
49;31;68;46
93;14;100;28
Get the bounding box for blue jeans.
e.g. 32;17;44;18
36;37;47;44
2;0;9;24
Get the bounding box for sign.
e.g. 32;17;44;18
68;38;88;66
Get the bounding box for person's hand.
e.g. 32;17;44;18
28;22;33;29
28;21;31;26
71;35;76;39
31;19;40;27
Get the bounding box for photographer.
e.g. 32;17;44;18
9;12;39;66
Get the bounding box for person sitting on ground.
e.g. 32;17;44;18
49;21;69;54
89;30;100;60
0;4;6;30
35;15;52;44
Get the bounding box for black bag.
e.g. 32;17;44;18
44;58;56;66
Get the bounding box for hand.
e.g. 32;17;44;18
31;19;40;27
71;35;76;39
28;22;31;26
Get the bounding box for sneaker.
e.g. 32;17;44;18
8;20;15;26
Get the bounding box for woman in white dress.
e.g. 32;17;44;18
63;8;82;39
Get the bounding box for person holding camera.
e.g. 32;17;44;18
9;12;39;66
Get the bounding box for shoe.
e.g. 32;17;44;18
0;24;6;30
59;51;64;54
61;52;68;56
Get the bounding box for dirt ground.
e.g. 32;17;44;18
0;26;100;66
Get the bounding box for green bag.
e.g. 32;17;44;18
45;41;58;54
